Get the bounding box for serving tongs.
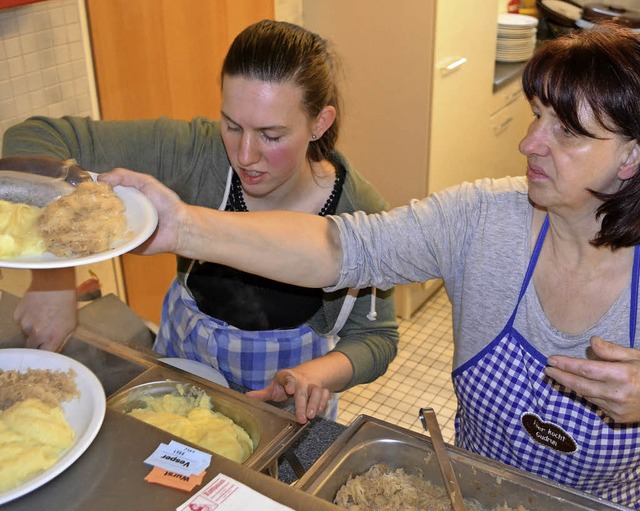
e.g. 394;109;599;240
419;407;465;511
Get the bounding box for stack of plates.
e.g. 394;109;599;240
496;13;539;63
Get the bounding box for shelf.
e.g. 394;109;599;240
493;60;528;92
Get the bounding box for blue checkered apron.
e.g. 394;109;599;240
154;279;339;419
453;215;640;508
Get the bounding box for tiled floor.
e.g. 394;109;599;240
336;284;457;443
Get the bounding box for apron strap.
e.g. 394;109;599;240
630;245;640;348
219;166;233;210
506;214;549;329
326;288;359;336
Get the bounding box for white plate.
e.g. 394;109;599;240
0;173;158;269
0;348;106;505
498;13;539;27
159;358;230;388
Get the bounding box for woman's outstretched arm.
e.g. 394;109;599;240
100;168;343;288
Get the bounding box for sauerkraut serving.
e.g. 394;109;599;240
0;201;45;257
38;181;129;257
334;463;528;511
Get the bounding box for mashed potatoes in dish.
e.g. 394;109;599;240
127;390;254;463
0;200;45;257
0;368;79;493
0;398;75;492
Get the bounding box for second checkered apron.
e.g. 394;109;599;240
452;215;640;508
154;280;339;419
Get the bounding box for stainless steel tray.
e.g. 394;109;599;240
296;415;629;510
107;365;307;475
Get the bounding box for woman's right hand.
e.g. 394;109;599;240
98;168;187;255
14;268;77;351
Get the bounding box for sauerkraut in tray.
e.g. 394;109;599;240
334;463;529;511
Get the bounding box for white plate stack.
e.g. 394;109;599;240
496;13;539;63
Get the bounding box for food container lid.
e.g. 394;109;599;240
537;0;583;27
582;3;640;28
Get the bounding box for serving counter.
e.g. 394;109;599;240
0;291;345;510
0;292;632;511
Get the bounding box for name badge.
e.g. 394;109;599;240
521;412;578;453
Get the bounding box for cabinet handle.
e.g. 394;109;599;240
437;56;467;76
505;88;522;104
493;116;514;134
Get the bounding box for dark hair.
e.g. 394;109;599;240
221;19;341;163
522;23;640;248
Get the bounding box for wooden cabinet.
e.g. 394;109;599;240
86;0;274;324
303;0;530;316
304;0;528;204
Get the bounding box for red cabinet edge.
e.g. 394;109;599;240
0;0;47;9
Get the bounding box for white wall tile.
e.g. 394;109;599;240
49;6;66;27
51;25;68;46
10;74;28;95
37;47;55;67
41;66;59;86
0;13;18;36
26;71;44;92
35;29;54;51
8;57;25;78
0;80;12;101
4;37;21;59
23;52;40;73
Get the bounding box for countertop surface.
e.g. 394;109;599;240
494;60;527;91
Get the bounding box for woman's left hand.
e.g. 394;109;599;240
247;368;331;424
545;336;640;423
246;352;353;424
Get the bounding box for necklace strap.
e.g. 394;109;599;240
228;165;344;216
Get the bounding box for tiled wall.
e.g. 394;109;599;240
0;0;98;155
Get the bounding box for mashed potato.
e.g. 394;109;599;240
128;392;253;463
0;200;45;257
0;398;75;492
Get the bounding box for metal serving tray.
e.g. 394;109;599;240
107;365;307;475
296;415;629;510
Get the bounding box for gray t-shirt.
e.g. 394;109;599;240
329;176;636;369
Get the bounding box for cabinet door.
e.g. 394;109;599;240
86;0;274;324
302;0;436;208
429;0;502;192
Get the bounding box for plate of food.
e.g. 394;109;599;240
0;170;158;269
0;348;106;505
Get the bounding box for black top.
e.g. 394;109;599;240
186;159;345;330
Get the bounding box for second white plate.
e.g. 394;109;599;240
0;348;106;506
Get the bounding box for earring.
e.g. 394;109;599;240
311;133;317;140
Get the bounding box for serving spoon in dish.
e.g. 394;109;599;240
419;407;465;511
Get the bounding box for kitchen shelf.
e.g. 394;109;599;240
493;60;528;92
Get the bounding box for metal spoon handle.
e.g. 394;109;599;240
419;407;465;511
